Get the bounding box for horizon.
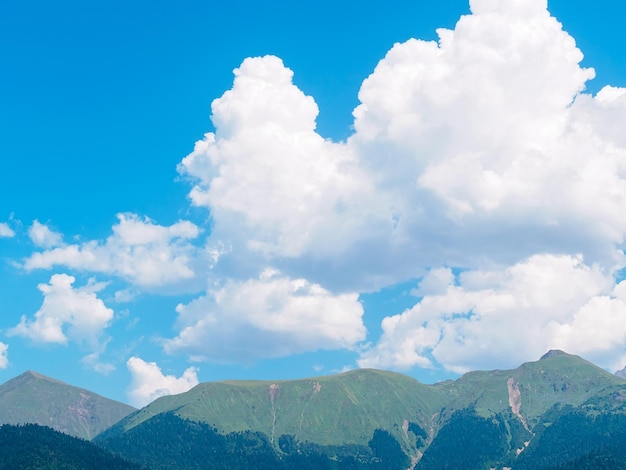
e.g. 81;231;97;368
2;348;620;407
2;0;626;407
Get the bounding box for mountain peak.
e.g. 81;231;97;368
20;370;65;383
0;371;135;440
539;349;568;360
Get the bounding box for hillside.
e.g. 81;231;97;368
438;349;625;421
0;370;135;440
95;351;626;469
100;368;445;453
2;352;624;468
0;423;141;469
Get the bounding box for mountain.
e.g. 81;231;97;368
0;370;135;440
102;368;445;450
94;351;626;469
514;411;626;470
3;353;624;468
439;349;625;422
96;411;411;470
0;423;141;469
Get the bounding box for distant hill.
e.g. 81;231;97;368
0;423;141;470
99;368;445;454
95;350;626;469
0;370;135;440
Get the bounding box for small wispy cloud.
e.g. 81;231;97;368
28;220;63;248
0;223;15;238
0;343;8;369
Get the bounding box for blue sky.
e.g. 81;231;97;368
2;0;626;407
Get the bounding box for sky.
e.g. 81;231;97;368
2;0;626;408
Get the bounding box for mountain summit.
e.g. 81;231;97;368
0;370;135;440
539;349;567;360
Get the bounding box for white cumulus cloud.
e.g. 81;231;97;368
0;223;15;238
9;273;114;349
23;213;202;289
18;0;626;375
358;254;623;373
28;220;63;248
0;343;8;369
126;356;199;407
350;0;626;270
179;1;626;295
179;56;384;266
164;269;366;362
172;0;626;373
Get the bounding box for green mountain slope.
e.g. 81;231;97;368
94;351;626;469
106;368;446;453
514;409;626;469
0;371;135;440
438;350;625;423
96;412;414;470
417;351;626;468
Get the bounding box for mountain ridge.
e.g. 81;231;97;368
95;350;626;466
0;370;135;440
104;366;447;453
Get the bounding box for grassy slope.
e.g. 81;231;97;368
436;351;626;423
0;371;135;440
113;369;448;451
101;351;626;458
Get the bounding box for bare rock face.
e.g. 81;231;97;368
616;366;626;379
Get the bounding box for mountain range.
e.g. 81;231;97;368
2;350;626;469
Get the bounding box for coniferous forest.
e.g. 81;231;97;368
0;424;140;470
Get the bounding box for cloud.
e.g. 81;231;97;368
23;213;203;289
179;56;383;266
8;273;113;349
126;356;198;407
358;254;623;373
550;280;626;371
177;56;408;294
0;223;15;238
168;0;626;374
0;343;8;369
17;1;626;376
164;269;365;362
28;220;63;248
82;351;115;375
178;1;626;298
350;0;626;270
411;268;456;297
113;289;136;303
